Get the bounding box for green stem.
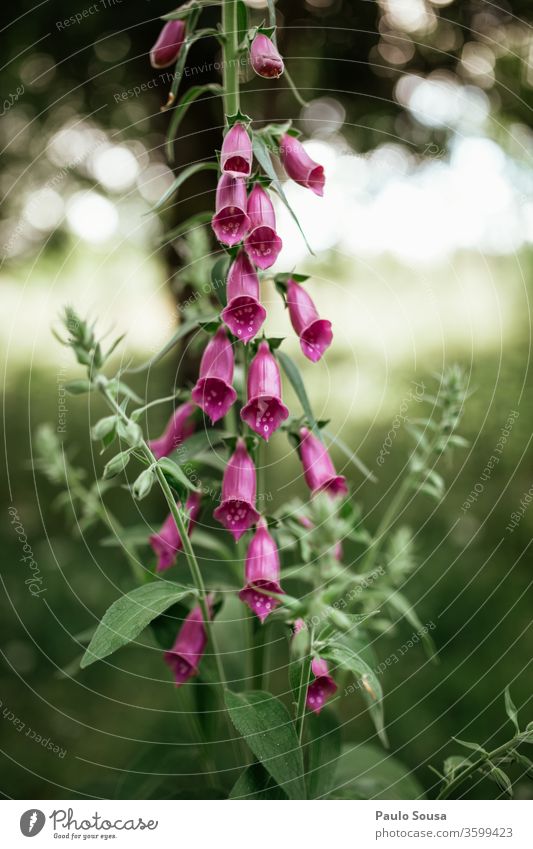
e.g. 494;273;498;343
96;379;228;696
251;617;265;690
437;736;522;799
222;0;240;117
295;628;315;743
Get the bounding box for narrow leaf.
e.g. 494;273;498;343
504;687;520;734
167;84;223;161
277;350;320;437
152;161;219;211
230;762;287;800
306;709;341;799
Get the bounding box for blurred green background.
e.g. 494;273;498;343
1;0;532;799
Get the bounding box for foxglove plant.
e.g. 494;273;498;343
48;1;478;802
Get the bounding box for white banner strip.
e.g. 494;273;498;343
2;799;533;847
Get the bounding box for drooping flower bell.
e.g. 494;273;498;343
299;427;348;498
149;492;202;573
211;174;250;247
150;20;186;69
191;326;237;423
163;598;212;686
279;133;325;197
221;123;253;178
286;278;333;363
244;184;283;270
306;657;337;714
239;519;283;622
213;439;260;541
148;401;196;460
241;341;289;440
250;33;284;79
221;250;266;343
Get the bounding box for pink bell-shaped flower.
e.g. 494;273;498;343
279;134;325;197
164;598;212;686
213;439;260;541
221;122;253;178
241;341;289;440
149;492;202;573
211;173;250;247
286;278;332;363
191;326;237;423
306;657;337;714
148;401;196;460
239;519;283;622
221;250;266;343
244;184;283;270
150;20;186;69
250;33;284;79
299;427;348;498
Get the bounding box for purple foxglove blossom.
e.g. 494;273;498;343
244;184;283;270
150;20;186;69
211;174;250;247
239;519;283;622
286;278;333;363
213;439;260;541
164;598;212;686
221;123;253;178
221;250;266;343
250;33;284;79
241;341;289;440
149;492;202;573
307;657;337;714
191;326;237;423
299;427;348;498
279;134;325;197
148;401;196;460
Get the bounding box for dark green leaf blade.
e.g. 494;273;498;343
225;689;306;799
81;583;196;668
306;708;341;799
277;350;320;436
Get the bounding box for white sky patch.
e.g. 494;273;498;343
66;191;118;244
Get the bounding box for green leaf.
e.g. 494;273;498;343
325;743;425;800
132;467;156;501
65;379;92;395
103;450;131;479
152;161;219;211
443;755;472;778
81;582;196;668
117;419;143;448
167;84;223;162
306;709;341;799
322;428;377;483
160;210;213;244
386;591;437;662
126;314;218;375
156;457;199;497
504;687;520;734
211;254;230;308
485;765;513;796
277;350;320;436
230;762;287;800
91;416;117;441
322;644;387;747
453;737;488;755
252;134;314;255
225;690;306;799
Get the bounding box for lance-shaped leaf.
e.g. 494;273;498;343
125;314;218;374
306;708;342;799
230;762;287;800
167;84;223;161
81;583;197;668
151;161;219;211
504;686;520;734
277;349;320;437
225;690;306;799
322;643;388;748
252;134;314;255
